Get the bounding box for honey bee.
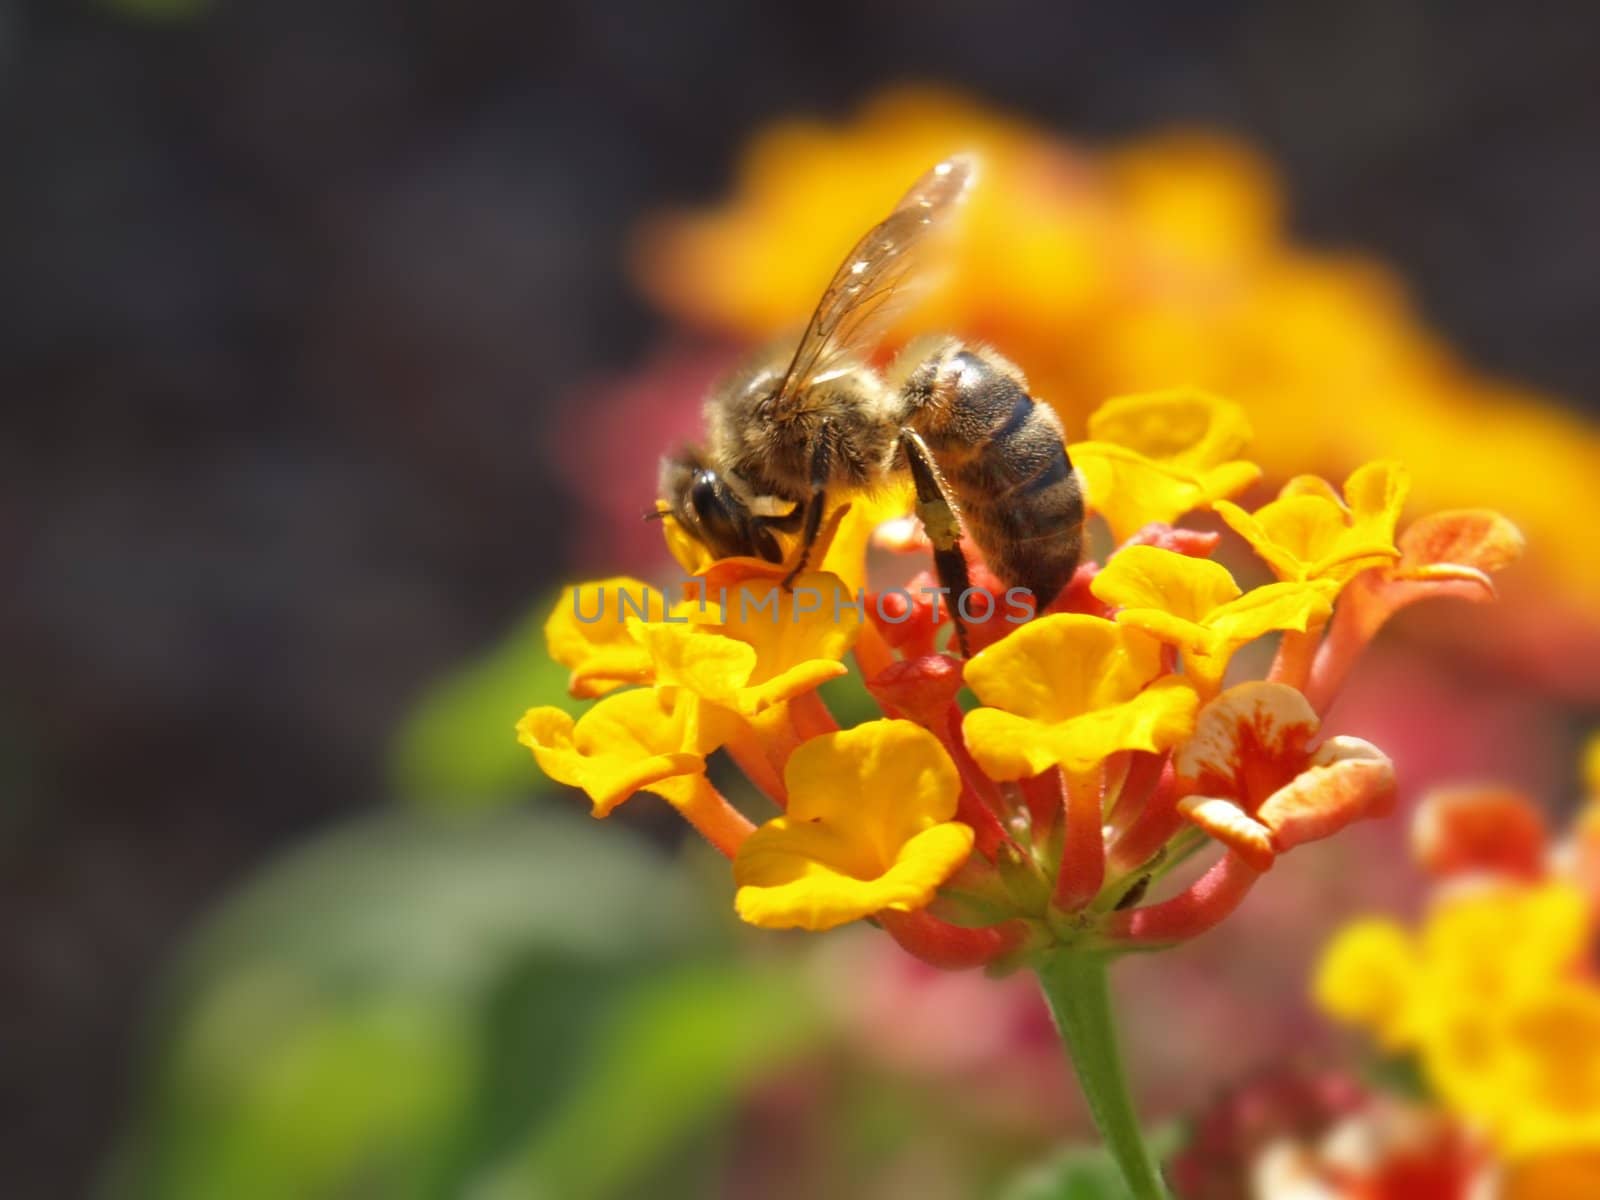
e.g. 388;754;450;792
659;156;1084;651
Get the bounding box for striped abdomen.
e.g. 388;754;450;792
897;342;1085;607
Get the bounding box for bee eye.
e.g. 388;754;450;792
688;471;748;556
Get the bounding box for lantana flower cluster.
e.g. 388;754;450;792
519;391;1521;971
1312;737;1600;1199
631;86;1600;695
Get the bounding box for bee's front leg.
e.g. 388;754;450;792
779;423;832;590
899;428;973;656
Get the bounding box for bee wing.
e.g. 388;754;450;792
772;156;974;409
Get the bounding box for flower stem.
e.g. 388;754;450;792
1034;951;1170;1199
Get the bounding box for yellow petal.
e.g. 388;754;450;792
1071;444;1203;543
660;512;716;576
1421;882;1590;1008
820;486;913;595
1314;917;1419;1050
1094;550;1327;695
1343;459;1411;538
632;621;758;707
1217;465;1405;587
965;675;1197;779
1093;544;1241;622
1181;582;1334;691
1278;474;1343;505
1214;496;1330;581
1197;460;1266;505
735;823;974;931
1495;985;1600;1159
634;571;858;715
1074;390;1262;540
515;689;731;816
544;578;665;698
1206;581;1332;647
1085;388;1253;471
1049;676;1199;771
723;571;860;694
964;614;1164;724
731;720;973;930
1112;608;1218;665
959;708;1065;780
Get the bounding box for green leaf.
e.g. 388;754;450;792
107;811;827;1200
468;963;825;1200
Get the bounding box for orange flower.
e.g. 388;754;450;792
1173;682;1395;871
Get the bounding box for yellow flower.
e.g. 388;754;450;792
633;568;860;718
545;577;666;698
962;614;1197;779
1216;460;1409;589
733;720;974;931
1071;390;1262;542
516;687;734;817
1091;545;1331;694
1317;880;1600;1162
1493;985;1600;1158
1419;883;1589;1016
1314;918;1419;1050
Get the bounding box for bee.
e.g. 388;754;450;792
659;156;1084;652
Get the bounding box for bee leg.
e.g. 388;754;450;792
779;426;832;589
899;429;973;657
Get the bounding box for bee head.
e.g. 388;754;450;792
658;450;784;564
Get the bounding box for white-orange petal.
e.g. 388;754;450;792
1176;680;1319;802
1177;794;1277;871
1257;736;1396;852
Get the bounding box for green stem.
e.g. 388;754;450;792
1034;951;1170;1199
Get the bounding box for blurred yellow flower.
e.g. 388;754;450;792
733;720;974;931
1314;917;1419;1050
1318;881;1600;1161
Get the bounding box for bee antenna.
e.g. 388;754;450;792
642;508;668;522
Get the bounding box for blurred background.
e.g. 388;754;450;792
5;2;1600;1197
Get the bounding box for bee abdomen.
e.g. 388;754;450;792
904;345;1085;606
